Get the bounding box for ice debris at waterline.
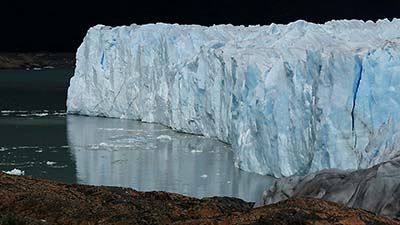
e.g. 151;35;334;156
259;158;400;219
3;168;25;176
68;19;400;177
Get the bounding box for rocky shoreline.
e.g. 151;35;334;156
0;172;398;225
0;53;75;69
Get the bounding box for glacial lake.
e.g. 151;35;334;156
0;69;275;202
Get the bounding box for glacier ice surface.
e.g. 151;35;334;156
68;19;400;177
258;158;400;219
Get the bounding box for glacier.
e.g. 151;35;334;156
258;158;400;219
67;19;400;178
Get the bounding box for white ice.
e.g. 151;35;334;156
46;161;57;166
4;168;25;176
68;19;400;177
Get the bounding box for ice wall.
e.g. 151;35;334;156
67;19;400;177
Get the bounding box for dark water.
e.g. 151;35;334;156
0;69;275;202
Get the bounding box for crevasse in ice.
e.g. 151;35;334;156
67;19;400;177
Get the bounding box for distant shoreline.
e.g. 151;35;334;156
0;53;75;70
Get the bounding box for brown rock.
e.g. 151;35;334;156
224;198;400;225
0;172;398;225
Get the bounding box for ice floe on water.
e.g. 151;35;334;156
0;110;13;113
46;161;57;166
32;113;49;117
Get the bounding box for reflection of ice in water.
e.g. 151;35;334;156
67;116;275;202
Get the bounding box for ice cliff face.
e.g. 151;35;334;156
67;19;400;177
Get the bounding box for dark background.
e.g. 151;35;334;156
1;0;400;52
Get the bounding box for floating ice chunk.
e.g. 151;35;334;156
52;111;67;116
17;146;37;149
46;161;56;166
4;168;25;176
200;174;208;178
157;135;172;141
33;113;49;117
90;144;100;149
99;142;108;146
190;149;203;153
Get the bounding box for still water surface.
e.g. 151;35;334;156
0;69;275;202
